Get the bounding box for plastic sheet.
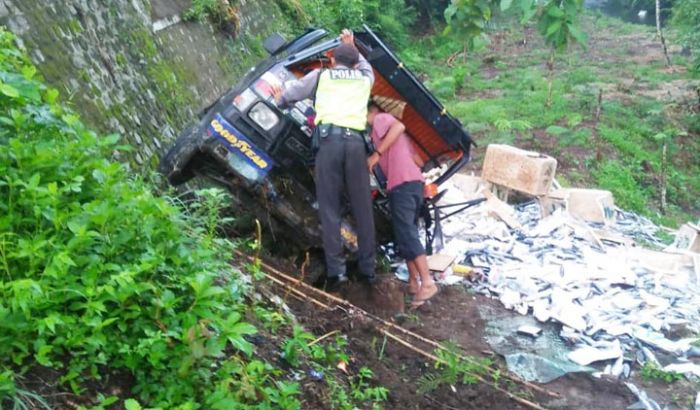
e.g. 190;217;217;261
479;304;592;383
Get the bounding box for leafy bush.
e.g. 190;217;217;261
417;342;492;394
672;0;700;70
0;28;297;408
639;362;684;383
297;0;417;48
183;0;230;22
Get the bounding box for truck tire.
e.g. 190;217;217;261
158;124;200;186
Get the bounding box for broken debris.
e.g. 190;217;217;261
517;325;543;338
423;144;700;384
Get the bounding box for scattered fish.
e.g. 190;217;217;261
662;363;700;378
622;363;631;379
425;179;700;382
639;346;660;367
633;327;695;356
568;340;622;366
625;382;663;410
611;356;625;378
686;346;700;358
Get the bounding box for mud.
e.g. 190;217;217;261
285;267;643;409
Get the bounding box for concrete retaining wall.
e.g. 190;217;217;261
0;0;291;167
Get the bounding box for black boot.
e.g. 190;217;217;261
324;274;349;293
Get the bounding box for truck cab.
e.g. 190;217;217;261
159;25;475;260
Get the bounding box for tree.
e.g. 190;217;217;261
444;0;587;105
672;0;700;70
444;0;496;60
533;0;587;105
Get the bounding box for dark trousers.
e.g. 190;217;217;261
389;181;425;261
315;130;376;278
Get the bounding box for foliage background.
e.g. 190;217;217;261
0;28;297;409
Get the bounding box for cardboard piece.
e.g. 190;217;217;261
565;188;616;224
540;188;616;224
564;220;605;250
538;190;568;218
517;325;543;337
483;189;523;230
668;223;700;253
448;174;486;200
629;248;694;275
481;144;558;196
427;253;457;272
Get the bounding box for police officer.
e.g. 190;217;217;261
273;29;375;288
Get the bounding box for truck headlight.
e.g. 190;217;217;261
249;102;279;131
233;88;257;111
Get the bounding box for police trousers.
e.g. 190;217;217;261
315;127;376;279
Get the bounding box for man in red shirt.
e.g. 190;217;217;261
367;104;438;308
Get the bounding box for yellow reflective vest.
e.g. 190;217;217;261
314;68;371;131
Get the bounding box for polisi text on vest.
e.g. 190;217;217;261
330;69;364;80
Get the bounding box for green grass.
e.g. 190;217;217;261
399;10;699;223
563;66;598;88
594;160;649;213
639;363;685;383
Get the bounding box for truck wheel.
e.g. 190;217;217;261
158;124;199;185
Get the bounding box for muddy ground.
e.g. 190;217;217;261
280;267;698;409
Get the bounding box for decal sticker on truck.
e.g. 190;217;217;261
208;113;274;178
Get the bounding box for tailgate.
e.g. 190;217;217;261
355;25;474;169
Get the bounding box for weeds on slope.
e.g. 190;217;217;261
399;12;700;224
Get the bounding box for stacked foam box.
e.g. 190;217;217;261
482;144;557;197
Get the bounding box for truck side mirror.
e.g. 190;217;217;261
263;33;287;55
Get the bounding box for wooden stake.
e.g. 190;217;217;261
263;272;330;310
594;89;603;163
655;0;672;66
308;330;340;347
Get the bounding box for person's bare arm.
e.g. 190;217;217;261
272;70;320;107
376;120;405;155
367;120;406;171
413;153;425;168
340;29;374;85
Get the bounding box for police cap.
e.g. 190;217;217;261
334;44;360;67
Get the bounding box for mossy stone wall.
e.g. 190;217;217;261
0;0;289;168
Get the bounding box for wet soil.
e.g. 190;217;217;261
16;364;135;409
280;265;658;410
288;283;532;410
